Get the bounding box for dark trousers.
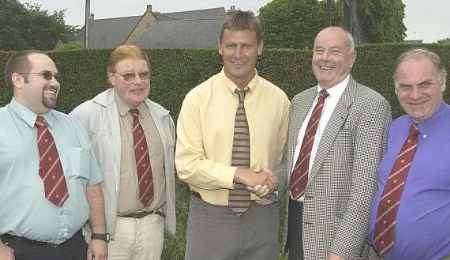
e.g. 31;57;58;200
286;199;304;260
0;230;87;260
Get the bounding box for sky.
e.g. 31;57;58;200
20;0;450;43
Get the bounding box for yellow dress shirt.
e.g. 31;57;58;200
175;69;290;206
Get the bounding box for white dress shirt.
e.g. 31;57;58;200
291;75;350;191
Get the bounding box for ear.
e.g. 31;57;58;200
349;49;357;68
257;40;264;56
11;72;24;89
217;39;223;56
107;71;116;87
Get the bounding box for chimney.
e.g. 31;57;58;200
146;4;152;13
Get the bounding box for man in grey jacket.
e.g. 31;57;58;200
71;45;176;260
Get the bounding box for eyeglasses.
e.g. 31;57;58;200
116;71;150;82
19;70;60;81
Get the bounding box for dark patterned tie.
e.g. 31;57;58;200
130;109;154;206
289;89;329;200
374;124;419;256
228;87;251;215
35;116;69;207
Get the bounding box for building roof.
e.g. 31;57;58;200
80;7;226;49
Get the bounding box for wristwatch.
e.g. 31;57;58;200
91;233;110;243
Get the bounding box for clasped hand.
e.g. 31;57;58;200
234;168;278;198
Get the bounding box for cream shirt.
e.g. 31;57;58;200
176;69;290;206
115;93;165;214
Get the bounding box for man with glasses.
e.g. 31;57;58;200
71;45;176;260
0;51;107;260
368;49;450;260
284;26;391;260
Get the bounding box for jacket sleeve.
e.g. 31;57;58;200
330;97;392;257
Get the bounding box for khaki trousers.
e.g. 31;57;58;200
108;214;164;260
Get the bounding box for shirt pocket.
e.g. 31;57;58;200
63;147;91;181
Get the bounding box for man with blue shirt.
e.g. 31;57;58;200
0;51;107;260
369;48;450;260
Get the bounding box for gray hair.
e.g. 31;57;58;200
394;48;447;89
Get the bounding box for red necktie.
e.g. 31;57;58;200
228;87;251;215
374;124;419;255
290;89;329;200
130;109;154;206
35;116;69;207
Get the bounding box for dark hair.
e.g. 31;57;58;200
219;10;263;43
4;50;45;88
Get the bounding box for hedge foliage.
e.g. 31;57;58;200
0;44;449;259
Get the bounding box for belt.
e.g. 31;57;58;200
118;209;165;219
0;230;81;248
191;191;201;199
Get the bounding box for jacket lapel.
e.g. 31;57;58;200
308;77;357;181
287;88;317;175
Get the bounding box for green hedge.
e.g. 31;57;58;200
0;44;449;259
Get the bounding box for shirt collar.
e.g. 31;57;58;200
317;75;349;98
220;68;259;95
9;98;56;129
114;89;147;117
409;102;446;135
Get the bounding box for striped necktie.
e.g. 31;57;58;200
130;109;154;206
374;123;419;255
35;115;69;207
290;89;329;200
228;87;251;215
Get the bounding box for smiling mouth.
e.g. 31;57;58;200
318;65;335;71
44;87;58;96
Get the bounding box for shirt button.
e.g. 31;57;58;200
423;134;427;138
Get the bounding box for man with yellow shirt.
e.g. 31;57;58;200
175;10;290;260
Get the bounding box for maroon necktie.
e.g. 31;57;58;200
130;109;154;206
373;124;419;255
35;116;69;207
290;89;329;200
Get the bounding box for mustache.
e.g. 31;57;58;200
43;84;59;92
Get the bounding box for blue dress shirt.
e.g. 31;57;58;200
369;103;450;260
0;99;102;244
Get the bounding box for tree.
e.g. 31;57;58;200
355;0;406;43
0;0;78;50
258;0;406;49
437;38;450;45
259;0;328;49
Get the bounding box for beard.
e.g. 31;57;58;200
41;84;59;109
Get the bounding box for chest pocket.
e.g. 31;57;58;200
62;147;91;180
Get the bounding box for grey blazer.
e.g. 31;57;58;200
71;88;176;237
284;77;391;259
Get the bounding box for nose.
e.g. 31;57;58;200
234;46;243;58
321;50;331;60
132;74;144;84
409;87;421;99
50;76;60;87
